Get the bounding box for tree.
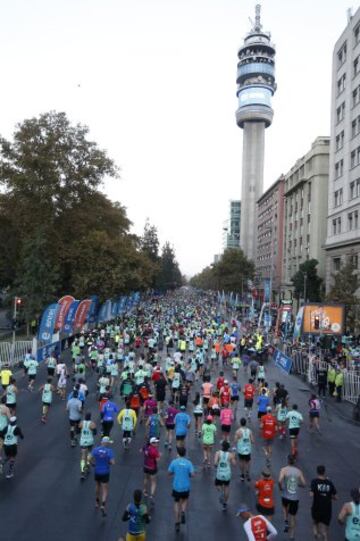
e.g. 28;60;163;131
140;219;160;263
156;242;183;291
326;259;360;332
291;259;322;302
190;248;254;292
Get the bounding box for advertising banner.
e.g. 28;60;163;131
302;304;344;335
263;279;271;303
38;303;60;343
73;299;92;331
63;300;80;334
55;295;75;331
293;307;304;340
87;295;99;324
273;348;293;374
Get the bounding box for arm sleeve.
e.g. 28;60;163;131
265;517;278;539
243;521;256;541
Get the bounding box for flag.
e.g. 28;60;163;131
73;299;92;331
38;303;60;343
55;295;75;331
63;300;80;334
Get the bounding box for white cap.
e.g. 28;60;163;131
150;437;159;444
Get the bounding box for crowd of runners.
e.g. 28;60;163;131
0;290;359;541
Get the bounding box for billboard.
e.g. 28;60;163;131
302;304;344;335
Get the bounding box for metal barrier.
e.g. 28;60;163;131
0;340;33;366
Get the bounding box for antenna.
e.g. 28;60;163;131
254;4;262;32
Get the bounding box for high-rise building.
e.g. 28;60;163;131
236;4;277;262
281;137;330;298
256;176;285;300
324;8;360;292
224;200;241;249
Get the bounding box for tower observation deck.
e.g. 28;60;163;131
236;4;276;262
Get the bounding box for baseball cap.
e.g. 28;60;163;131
266;406;272;412
10;416;17;423
236;504;250;516
180;405;186;410
101;436;113;444
150;437;159;444
224;379;228;384
206;415;213;422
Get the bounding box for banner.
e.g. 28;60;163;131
97;302;107;323
63;300;80;334
273;348;293;374
302;304;344;335
38;303;60;344
55;295;75;331
263;279;271;303
111;300;119;318
87;295;99;324
293;307;304;339
73;299;92;331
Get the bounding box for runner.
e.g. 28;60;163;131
309;394;321;433
118;402;137;449
146;407;163;441
285;404;303;457
168;447;195;533
310;465;337;541
25;356;39;391
0;399;11;469
214;440;236;511
236;504;278;540
66;389;82;447
201;414;217;468
164;400;179;451
3;416;24;479
0;364;12;391
338;488;360;541
91;436;115;516
174;405;191;449
278;454;306;539
142;437;160;506
220;402;233;443
121;489;151;541
100;396;119;437
243;379;256;421
257;388;270;421
5;377;18;415
234;417;254;482
79;412;97;479
275;398;288;440
255;469;275;521
260;406;277;465
192;393;203;438
40;377;54;423
230;376;241;419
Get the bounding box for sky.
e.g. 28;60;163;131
0;0;356;276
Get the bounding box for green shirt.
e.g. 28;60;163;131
202;423;216;445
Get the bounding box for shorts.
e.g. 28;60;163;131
6;402;16;410
311;508;332;526
143;467;157;476
176;434;186;441
123;430;132;438
215;478;230;486
172;490;190;501
42;402;51;407
193;413;203;419
231;396;239;402
238;453;251;462
309;412;319;418
263;438;273;447
289;428;300;439
244;399;253;409
166;424;175;430
256;503;274;516
221;425;231;433
203;397;210;405
211;408;220;416
258;411;266;419
282;498;299;516
47;368;55;376
95;473;110;484
126;533;146;541
80;444;93;450
4;444;17;458
69;419;80;428
28;374;36;381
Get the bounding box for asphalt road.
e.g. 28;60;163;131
0;351;359;541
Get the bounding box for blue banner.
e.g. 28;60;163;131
263;279;271;303
111;300;118;318
87;295;99;324
37;341;60;362
38;303;59;344
273;348;293;374
63;300;80;334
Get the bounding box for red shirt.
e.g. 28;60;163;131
220;386;231;405
246;515;268;540
244;383;255;400
216;377;225;391
255;479;275;509
261;414;277;440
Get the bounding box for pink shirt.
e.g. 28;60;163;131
202;382;213;398
220;408;233;426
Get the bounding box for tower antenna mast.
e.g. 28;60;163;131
254;4;262;32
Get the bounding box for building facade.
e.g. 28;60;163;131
256;176;285;299
235;4;277;262
282;137;330;297
324;8;360;291
225;200;241;249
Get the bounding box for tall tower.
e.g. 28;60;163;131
236;4;276;262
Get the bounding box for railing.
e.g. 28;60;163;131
0;340;33;367
283;345;360;405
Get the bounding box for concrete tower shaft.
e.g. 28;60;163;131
236;4;276;262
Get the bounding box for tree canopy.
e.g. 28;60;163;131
326;258;360;332
0;111;182;320
291;259;322;302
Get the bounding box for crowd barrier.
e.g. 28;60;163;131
0;340;34;366
283;345;360;405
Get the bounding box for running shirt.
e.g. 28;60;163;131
282;466;302;501
202;382;213;398
261;414;277;439
168;457;194;492
26;360;39;376
237;427;252;455
286;410;303;429
143;444;160;470
243;515;277;541
42;383;52;404
345;502;360;541
255;479;275;509
202;422;216;445
216;451;231;482
309;398;321;414
257;395;270;413
80;420;94;447
6;385;16;405
220;408;233;426
165;406;179;426
230;382;240;398
118;408;137;431
276;405;288;422
91;446;114;475
101;401;119;422
126;503;148;535
148;414;161;438
244;384;255;400
174;412;190;436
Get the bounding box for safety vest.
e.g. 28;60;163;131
327;368;336;383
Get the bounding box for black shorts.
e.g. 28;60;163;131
69;419;80;428
282;498;299;516
238;453;251;462
244;399;253;409
47;368;55;376
211;408;220;416
215;478;230;486
42;402;51;407
256;503;274;516
231;396;239;402
203;397;210;405
28;375;36;381
193;413;203;419
172;490;190;501
258;411;266;419
166;424;175;430
311;508;332;526
4;444;17;458
309;412;319;418
143;467;157;476
6;403;16;410
95;473;110;484
289;428;300;438
123;430;132;438
221;425;231;433
176;434;186;441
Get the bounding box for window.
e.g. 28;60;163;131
333;257;341;271
307;214;311;224
334;188;343;207
308;182;311;201
337;73;346;95
354;55;360;77
348;212;353;230
355;24;360;45
307;158;312;172
338;42;347;67
336;102;345;123
354;86;360;107
336;130;345;149
351;254;359;268
338;217;342;233
335;159;344;178
332;219;337;235
350;178;360;199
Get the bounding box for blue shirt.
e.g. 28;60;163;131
174;412;190;436
67;390;85;402
257;395;270;413
101;401;119;421
91;446;114;474
168;457;194;492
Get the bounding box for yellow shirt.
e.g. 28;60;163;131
117;408;137;429
0;369;12;386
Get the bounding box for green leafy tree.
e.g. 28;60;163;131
326;259;360;332
291;259;322;302
156;242;183;291
141;219;160;263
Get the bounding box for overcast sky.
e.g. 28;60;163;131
0;0;355;276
